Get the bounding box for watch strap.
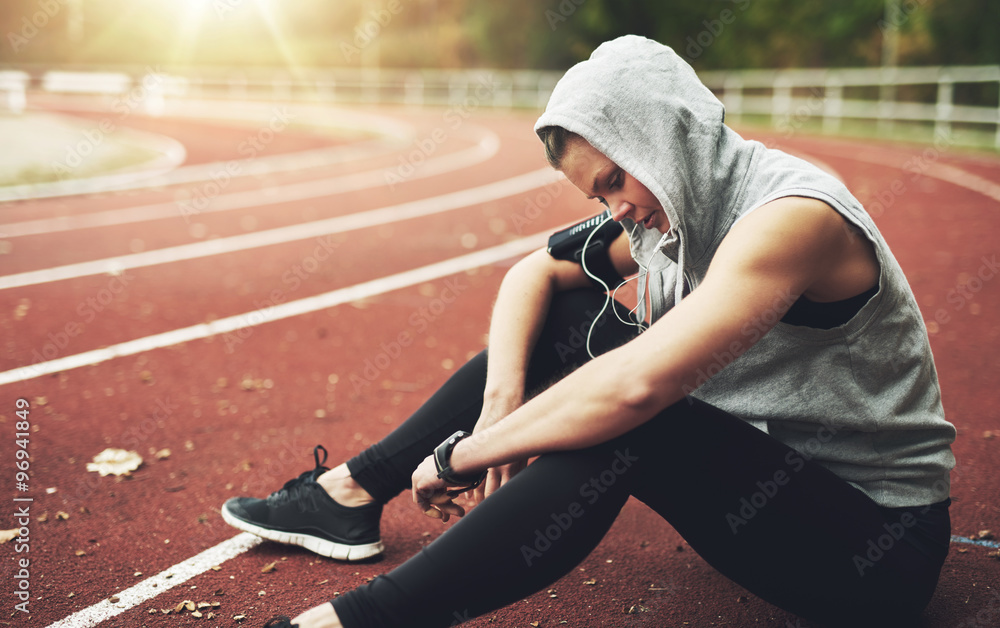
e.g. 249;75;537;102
433;430;487;494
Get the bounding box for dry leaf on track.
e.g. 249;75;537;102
86;449;143;477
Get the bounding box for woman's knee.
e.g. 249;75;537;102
526;289;637;388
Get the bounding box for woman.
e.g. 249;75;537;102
226;36;956;627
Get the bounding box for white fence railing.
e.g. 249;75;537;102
3;65;998;147
698;65;1000;147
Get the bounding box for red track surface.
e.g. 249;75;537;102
1;100;998;628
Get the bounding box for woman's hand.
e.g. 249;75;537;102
411;455;466;522
468;400;527;506
474;458;527;506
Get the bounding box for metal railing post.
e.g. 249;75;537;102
935;73;953;139
877;66;897;136
823;75;843;134
996;79;1000;149
404;72;423;107
0;71;28;114
316;76;336;103
772;75;792;129
723;75;743;124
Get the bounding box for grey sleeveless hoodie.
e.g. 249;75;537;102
534;35;955;508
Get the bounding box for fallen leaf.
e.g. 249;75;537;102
984;430;994;439
46;487;58;494
75;550;86;556
0;529;19;543
192;611;203;618
37;512;49;523
56;511;70;520
148;609;158;614
210;566;222;572
86;449;143;477
233;614;246;621
977;530;994;540
109;596;120;603
155;448;172;460
583;578;597;585
261;561;277;573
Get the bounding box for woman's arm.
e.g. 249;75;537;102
481;230;637;408
466;230;637;505
434;198;865;490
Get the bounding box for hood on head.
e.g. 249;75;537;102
535;35;752;305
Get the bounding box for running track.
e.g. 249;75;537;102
2;95;998;628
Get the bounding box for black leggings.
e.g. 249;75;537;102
333;289;951;627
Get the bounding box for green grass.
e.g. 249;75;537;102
729;113;1000;155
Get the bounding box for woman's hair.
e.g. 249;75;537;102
537;125;578;169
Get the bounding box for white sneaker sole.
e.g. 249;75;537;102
221;507;384;561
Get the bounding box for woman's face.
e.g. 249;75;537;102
559;137;669;233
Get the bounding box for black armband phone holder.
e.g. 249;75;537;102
547;210;625;290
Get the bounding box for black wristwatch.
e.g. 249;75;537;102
433;430;488;496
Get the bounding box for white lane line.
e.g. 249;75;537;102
798;143;1000;205
45;533;262;628
0;101;417;202
0;127;500;238
0;166;560;290
0;117;190;204
1;230;550;386
924;162;1000;204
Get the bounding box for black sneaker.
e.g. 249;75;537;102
263;617;298;628
222;445;384;561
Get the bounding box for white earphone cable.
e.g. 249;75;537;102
580;217;654;358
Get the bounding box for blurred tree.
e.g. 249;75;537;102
0;0;996;71
478;0;889;71
924;0;1000;65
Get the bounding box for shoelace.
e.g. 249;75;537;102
265;445;330;511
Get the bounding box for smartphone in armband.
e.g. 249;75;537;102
547;210;625;289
